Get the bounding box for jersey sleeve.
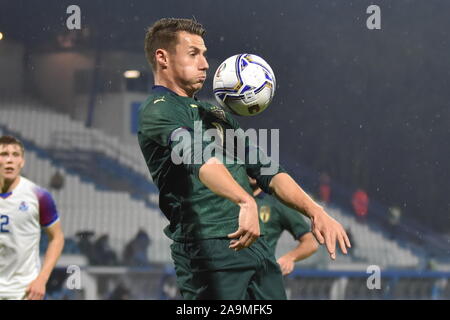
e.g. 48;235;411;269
34;187;60;228
276;201;311;240
138;99;212;177
227;114;286;194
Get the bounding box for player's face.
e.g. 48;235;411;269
0;144;25;182
0;161;4;189
167;31;209;96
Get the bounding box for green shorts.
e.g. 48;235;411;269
170;237;287;300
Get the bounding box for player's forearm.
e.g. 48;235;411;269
38;233;64;282
283;235;319;262
269;173;323;219
199;157;254;205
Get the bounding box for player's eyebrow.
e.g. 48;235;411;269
188;46;207;54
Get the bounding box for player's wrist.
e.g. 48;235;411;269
306;203;326;220
238;194;256;208
283;252;297;262
36;272;50;283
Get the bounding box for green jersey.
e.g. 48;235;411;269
138;86;284;242
255;192;311;254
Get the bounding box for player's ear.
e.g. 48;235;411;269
155;48;169;70
20;156;25;170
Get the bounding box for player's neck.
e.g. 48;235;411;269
253;188;263;197
154;74;195;98
1;176;20;193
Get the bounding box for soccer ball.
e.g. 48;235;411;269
213;54;276;116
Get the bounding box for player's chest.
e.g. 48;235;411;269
193;104;231;129
0;197;39;233
191;109;234;147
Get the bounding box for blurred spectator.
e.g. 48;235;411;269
49;170;65;191
388;206;402;239
92;234;118;266
425;257;438;271
352;189;369;223
318;173;331;204
108;282;131;300
75;230;96;262
62;237;81;254
159;274;181;300
123;229;151;267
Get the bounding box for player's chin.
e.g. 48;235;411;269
3;172;16;180
191;82;205;92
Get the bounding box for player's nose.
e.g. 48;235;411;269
199;55;209;70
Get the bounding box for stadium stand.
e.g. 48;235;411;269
2;103;449;299
0;104;423;269
276;205;420;268
0;140;171;263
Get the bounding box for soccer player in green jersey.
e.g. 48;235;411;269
250;177;319;276
138;18;351;300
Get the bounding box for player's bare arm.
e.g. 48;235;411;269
199;157;259;250
277;232;319;275
269;172;351;260
25;221;64;300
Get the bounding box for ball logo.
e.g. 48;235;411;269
215;63;226;78
248;104;261;114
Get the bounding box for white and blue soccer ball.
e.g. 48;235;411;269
213;54;276;116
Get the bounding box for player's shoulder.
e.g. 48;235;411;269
20;177;53;198
140;93;173;112
139;92;192;120
17;176;38;191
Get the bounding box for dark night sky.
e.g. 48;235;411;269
1;0;449;233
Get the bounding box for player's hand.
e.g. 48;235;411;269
277;256;295;276
228;196;260;251
24;277;46;300
310;206;351;260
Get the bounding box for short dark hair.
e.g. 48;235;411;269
0;135;25;155
144;18;206;70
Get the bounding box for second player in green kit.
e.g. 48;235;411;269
250;177;319;276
